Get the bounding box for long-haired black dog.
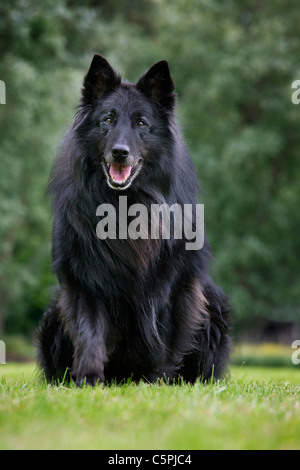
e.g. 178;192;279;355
37;55;231;385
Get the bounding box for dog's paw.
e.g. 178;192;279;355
75;372;105;387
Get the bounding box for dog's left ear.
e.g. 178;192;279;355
136;61;175;110
81;54;121;104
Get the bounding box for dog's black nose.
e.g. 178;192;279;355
112;145;130;159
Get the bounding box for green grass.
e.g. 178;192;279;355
231;343;297;368
1;362;300;450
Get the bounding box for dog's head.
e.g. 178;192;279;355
79;55;175;190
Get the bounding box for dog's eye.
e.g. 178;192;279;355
137;120;146;127
104;117;113;124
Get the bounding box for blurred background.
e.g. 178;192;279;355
0;0;300;364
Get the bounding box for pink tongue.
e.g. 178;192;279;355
109;164;132;183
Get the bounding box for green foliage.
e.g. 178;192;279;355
148;0;300;324
0;0;299;333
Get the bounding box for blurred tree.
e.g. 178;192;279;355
0;0;156;334
150;0;300;328
0;2;82;333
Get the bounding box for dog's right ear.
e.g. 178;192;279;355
81;55;121;103
136;60;175;110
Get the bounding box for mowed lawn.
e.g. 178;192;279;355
0;362;300;450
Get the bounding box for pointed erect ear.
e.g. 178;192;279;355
81;54;121;103
136;60;175;110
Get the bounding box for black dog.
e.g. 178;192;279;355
37;55;231;385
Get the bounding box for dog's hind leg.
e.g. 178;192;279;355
201;279;232;380
171;277;231;383
186;279;231;382
37;301;73;384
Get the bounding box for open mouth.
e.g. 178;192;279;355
104;162;141;189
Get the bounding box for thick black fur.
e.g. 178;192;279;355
37;55;231;385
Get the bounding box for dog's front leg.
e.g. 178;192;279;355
59;289;109;386
72;325;107;387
